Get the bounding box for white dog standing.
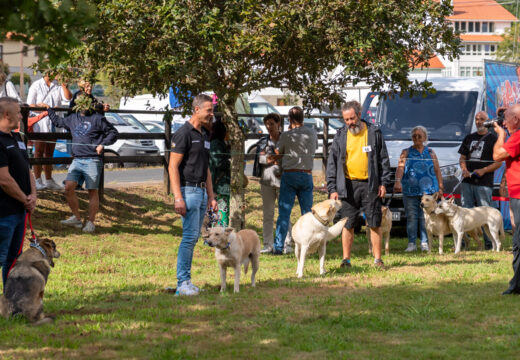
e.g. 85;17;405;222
292;199;348;278
435;198;505;254
203;227;261;293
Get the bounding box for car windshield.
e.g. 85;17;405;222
363;91;479;141
119;114;150;132
144;124;164;133
104;113;128;126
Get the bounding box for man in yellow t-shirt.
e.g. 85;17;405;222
326;101;391;270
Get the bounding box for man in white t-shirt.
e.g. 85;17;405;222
27;73;72;190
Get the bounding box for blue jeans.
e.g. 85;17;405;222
0;212;26;288
177;187;207;287
460;183;493;248
403;195;428;244
274;172;313;253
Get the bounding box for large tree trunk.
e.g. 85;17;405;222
220;101;246;230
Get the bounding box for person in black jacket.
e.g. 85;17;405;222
46;99;117;233
326;101;391;269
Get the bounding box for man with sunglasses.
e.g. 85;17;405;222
458;111;502;250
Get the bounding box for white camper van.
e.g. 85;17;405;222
361;77;487;222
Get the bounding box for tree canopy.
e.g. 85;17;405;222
497;22;520;63
1;0;96;65
74;0;460;108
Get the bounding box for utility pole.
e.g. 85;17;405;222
19;41;25;102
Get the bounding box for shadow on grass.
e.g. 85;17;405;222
2;278;518;359
34;187;182;236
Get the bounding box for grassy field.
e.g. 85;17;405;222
1;179;519;359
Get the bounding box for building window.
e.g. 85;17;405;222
472;67;483;76
0;45;3;60
460;66;469;76
482;22;488;32
491;44;496;53
461;22;467;32
34;47;38;57
469;22;474;32
455;21;459;31
22;46;28;56
475;22;480;32
489;22;494;32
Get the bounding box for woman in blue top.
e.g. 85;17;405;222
394;126;444;252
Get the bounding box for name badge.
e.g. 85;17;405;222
204;141;210;149
362;145;372;153
18;141;26;150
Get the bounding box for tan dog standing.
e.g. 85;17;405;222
421;193;482;254
367;206;392;255
0;238;60;325
203;227;260;293
291;199;348;278
435;198;505;254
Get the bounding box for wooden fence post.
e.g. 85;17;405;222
164;113;172;195
322;117;329;175
21;105;29;148
99;157;105;202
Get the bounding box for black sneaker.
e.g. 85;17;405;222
271;249;284;256
340;259;352;268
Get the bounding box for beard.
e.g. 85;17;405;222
348;121;363;135
477;125;486;132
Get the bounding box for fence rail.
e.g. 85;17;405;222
20;106;334;200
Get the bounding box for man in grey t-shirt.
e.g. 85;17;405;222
271;106;317;254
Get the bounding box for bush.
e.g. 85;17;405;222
9;72;31;85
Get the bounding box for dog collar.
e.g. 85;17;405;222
30;242;48;259
312;210;329;226
220;242;231;250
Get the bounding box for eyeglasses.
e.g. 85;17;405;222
411;134;423;139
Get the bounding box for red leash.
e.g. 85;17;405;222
6;212;37;279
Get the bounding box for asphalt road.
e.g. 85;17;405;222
52;159;326;187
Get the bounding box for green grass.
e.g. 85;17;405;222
1;179;519;359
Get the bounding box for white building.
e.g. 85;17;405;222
436;0;518;77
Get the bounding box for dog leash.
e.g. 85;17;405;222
5;212;39;280
447;172;477;199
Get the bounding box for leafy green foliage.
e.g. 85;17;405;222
9;72;31;86
76;0;460;110
0;0;97;65
497;22;520;63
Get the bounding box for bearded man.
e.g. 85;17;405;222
326;101;391;269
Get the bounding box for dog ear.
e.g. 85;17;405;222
432;192;439;201
225;227;234;235
448;197;455;204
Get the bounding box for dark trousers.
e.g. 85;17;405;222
506;198;520;293
0;211;26;288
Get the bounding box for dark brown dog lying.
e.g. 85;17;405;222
0;238;60;325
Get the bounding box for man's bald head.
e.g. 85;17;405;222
505;104;520;133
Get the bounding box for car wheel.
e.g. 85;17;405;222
103;151;123;169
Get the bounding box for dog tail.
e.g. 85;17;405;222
326;217;348;242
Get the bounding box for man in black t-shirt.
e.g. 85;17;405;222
0;97;37;288
168;94;218;296
458;111;502;249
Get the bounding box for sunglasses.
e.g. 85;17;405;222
411;134;423;139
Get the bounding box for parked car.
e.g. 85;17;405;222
119;114;166;156
103;112;160;167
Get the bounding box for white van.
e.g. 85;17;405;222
119;94;189;129
361;77;486;222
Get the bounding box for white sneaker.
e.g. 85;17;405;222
82;221;95;233
284;245;293;254
405;243;417;252
175;280;199;296
420;242;429;252
260;246;273;254
60;215;83;228
35;178;47;190
186;280;200;292
44;178;64;190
